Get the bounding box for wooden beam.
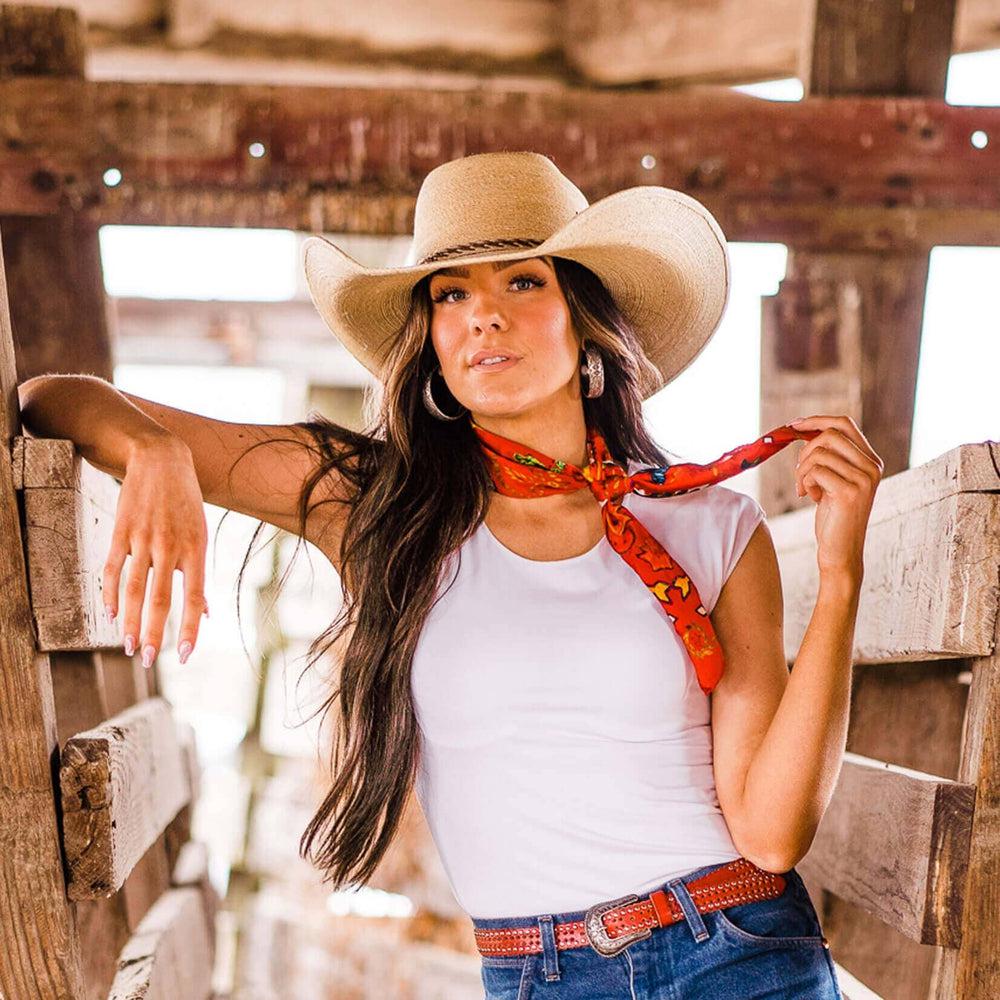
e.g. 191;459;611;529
561;0;999;87
0;78;998;250
106;887;214;1000
797;752;974;947
59;696;192;899
770;441;1000;664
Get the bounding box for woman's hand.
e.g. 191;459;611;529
102;431;209;668
789;414;884;585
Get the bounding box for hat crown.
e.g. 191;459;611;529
407;152;589;266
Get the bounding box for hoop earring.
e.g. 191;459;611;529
580;343;605;399
422;365;467;421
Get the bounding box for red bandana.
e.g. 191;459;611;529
472;421;819;695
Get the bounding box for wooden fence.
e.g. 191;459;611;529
0;243;219;997
2;250;998;994
773;440;1000;999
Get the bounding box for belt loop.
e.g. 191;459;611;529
537;915;561;981
666;876;710;943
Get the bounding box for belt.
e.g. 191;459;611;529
474;858;789;959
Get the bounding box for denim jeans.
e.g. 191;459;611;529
472;860;843;999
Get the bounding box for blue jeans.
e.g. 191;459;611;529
472;860;843;999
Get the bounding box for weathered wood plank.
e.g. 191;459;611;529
59;697;192;899
770;442;1000;663
0;78;998;250
798;752;974;947
16;436;123;649
107;887;214;1000
0;234;87;997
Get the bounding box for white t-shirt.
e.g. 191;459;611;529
409;480;766;919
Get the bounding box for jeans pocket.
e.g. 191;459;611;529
480;953;536;1000
712;868;827;948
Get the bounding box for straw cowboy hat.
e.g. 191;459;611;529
302;151;730;398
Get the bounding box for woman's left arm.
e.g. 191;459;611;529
710;414;884;872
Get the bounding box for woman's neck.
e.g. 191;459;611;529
471;400;589;469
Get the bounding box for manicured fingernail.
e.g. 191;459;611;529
124;634;136;656
141;644;155;669
105;604;116;623
178;640;193;664
789;417;806;425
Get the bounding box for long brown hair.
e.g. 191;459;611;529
235;256;677;890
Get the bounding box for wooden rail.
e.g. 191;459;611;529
770;441;1000;664
60;698;193;899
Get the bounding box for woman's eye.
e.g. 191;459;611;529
431;274;544;304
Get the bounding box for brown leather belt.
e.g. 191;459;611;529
474;858;788;959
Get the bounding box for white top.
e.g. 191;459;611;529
409;479;766;919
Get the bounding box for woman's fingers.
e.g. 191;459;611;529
791;414;884;473
177;551;207;665
121;547;151;657
797;445;867;498
102;533;129;621
140;552;176;668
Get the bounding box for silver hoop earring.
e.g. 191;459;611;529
422;365;467;421
580;343;605;399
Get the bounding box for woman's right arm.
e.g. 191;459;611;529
17;373;355;664
17;374;354;547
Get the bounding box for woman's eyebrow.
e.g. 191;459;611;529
432;258;546;279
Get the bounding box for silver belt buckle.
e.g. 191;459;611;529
584;892;653;957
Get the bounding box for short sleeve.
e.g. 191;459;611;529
717;488;766;604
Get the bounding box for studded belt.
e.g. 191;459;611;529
473;858;789;959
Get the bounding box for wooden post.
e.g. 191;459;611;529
0;229;87;1000
758;0;957;514
0;4;113;383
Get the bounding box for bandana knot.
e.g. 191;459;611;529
582;461;631;504
471;420;818;695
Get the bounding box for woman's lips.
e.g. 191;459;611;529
471;356;520;373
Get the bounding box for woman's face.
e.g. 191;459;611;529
427;256;580;420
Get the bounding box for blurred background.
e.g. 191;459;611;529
2;2;998;997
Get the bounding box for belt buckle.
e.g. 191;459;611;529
584;892;652;958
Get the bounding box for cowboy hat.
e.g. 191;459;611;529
301;151;730;398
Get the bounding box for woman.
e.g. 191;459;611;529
18;151;881;998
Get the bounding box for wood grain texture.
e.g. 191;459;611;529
59;697;192;900
769;442;1000;663
106;887;214;1000
0;78;998;250
798;752;974;947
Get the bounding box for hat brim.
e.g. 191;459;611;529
302;186;730;400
